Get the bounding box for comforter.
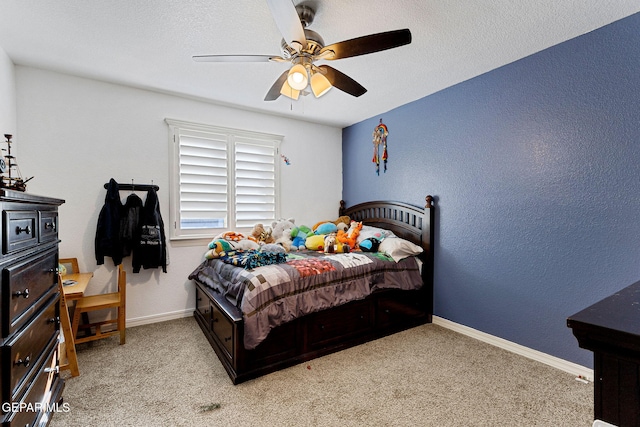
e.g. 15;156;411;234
189;250;423;349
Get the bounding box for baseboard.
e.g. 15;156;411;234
432;316;594;382
127;309;193;328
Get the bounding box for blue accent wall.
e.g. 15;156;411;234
342;12;640;368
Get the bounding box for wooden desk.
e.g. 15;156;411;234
567;280;640;426
61;272;93;300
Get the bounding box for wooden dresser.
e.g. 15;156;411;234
567;280;640;427
0;190;65;426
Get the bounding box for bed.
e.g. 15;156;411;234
190;196;435;384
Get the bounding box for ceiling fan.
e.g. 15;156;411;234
193;0;412;101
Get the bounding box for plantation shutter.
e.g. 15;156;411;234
167;119;282;240
178;129;228;230
234;138;277;228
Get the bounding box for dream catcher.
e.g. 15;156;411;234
372;119;388;175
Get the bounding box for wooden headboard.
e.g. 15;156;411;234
339;196;435;309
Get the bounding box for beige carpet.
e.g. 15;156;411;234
51;317;593;426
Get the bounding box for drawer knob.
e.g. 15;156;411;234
14;356;30;367
15;225;31;235
45;366;60;374
213;317;219;323
13;288;29;299
44;222;56;231
224;336;231;342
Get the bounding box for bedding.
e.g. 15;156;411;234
189;248;423;349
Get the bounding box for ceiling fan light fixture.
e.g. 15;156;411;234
280;80;300;100
310;71;332;98
287;63;308;90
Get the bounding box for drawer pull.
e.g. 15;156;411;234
15;356;30;367
48;316;60;326
44;222;56;231
213;317;219;323
13;288;30;299
45;366;60;374
15;225;31;235
224;336;232;342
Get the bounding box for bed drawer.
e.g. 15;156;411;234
308;300;374;349
195;286;211;322
211;305;234;359
377;290;428;329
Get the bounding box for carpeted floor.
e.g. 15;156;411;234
51;317;593;426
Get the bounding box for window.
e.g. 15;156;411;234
166;119;282;240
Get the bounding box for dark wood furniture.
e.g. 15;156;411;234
194;196;435;384
0;190;65;425
567;280;640;426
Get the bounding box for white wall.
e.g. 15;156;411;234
0;47;16;136
15;66;343;325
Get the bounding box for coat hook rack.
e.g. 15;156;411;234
104;181;159;192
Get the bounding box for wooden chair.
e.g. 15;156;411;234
59;257;80;275
71;265;126;345
57;274;79;376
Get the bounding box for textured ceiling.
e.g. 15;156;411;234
1;1;639;127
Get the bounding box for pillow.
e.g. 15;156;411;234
378;237;423;262
356;225;396;243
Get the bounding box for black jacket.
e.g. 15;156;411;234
120;193;143;257
95;178;124;266
132;188;167;273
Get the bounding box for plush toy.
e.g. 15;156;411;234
314;222;338;235
205;232;260;259
305;234;326;251
290;224;313;251
337;220;362;248
269;218;295;251
323;233;350;253
359;237;381;252
333;215;351;232
250;223;275;245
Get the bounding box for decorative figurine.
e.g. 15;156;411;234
1;134;33;192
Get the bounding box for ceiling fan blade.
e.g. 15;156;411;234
318;65;367;97
193;54;284;63
264;70;289;101
319;29;411;60
265;0;307;51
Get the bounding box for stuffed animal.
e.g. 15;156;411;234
314;222;338;235
250;223;275;245
270;218;296;251
290;224;313;251
323;233;350;253
205;232;260;259
359;237;381;252
311;215;351;234
337;220;362;248
305;234;326;251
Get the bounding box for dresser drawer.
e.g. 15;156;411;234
3;342;61;427
3;296;58;403
212;305;234;359
2;248;58;337
38;211;58;244
308;299;374;349
2;211;38;255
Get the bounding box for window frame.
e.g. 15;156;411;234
166;118;282;241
